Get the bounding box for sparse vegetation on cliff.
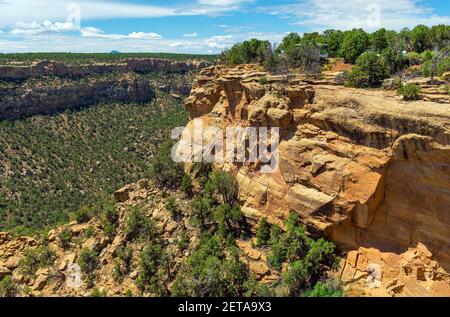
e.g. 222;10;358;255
0;92;188;234
0;276;17;297
397;83;422;100
0;52;217;66
78;248;99;287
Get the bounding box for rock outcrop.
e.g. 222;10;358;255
180;64;450;296
0;180;280;297
0;59;207;82
0;74;154;120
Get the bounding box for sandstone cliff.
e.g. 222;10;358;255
0;58;206;120
0;74;154;120
181;64;450;296
0;59;207;82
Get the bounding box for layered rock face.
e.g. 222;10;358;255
182;65;450;296
0;74;154;120
0;58;207;120
0;59;206;82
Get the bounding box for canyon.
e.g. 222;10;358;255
0;61;449;297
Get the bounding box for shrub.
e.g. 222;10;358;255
339;29;369;64
411;24;432;53
78;248;98;287
259;77;268;85
422;59;438;81
282;260;309;296
422;52;450;81
370;28;389;53
171;236;249;297
0;92;188;234
89;288;107;297
73;206;94;224
223;39;272;66
124;206;158;242
397;83;421;100
438;57;450;76
180;175;193;197
136;243;169;296
244;277;274;297
382;77;403;91
101;201;119;237
0;276;17;297
406;51;424;65
266;212;339;296
84;226;95;239
256;218;271;247
58;228;72;250
191;195;214;231
19;246;56;279
381;47;406;73
148;140;184;189
213;203;244;238
165;197;181;219
205;171;238;205
270;224;282;244
344;52;389;87
113;245;133;282
177;231;189;251
287;44;322;75
303;278;344;297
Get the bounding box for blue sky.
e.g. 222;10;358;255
0;0;449;53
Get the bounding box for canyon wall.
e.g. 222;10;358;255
0;74;154;120
0;58;207;120
181;64;450;296
0;59;207;82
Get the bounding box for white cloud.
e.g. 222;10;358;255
183;32;199;38
170;42;185;48
128;32;163;40
0;0;249;28
260;0;450;31
80;27;162;40
206;34;234;49
0;31;285;54
10;20;77;35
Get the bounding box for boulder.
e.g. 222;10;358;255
32;274;48;291
4;255;21;270
0;265;12;279
249;261;270;276
113;185;135;203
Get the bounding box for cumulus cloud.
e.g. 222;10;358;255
0;30;285;54
80;27;162;40
206;35;234;49
10;20;77;35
